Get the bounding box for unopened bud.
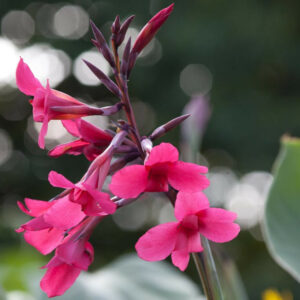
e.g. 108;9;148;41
111;15;120;34
115;15;135;47
141;138;153;154
121;38;131;78
150;114;190;140
131;4;174;55
90;20;115;68
83;59;122;98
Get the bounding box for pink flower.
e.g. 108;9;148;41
48;119;112;161
40;220;95;297
109;142;209;198
135;191;240;271
48;164;116;216
16;197;85;254
16;58;103;149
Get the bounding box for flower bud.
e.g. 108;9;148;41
131;4;174;55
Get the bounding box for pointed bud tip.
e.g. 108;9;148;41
180;114;190;120
150;3;174;23
90;19;96;28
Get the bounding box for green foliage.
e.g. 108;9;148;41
264;136;300;282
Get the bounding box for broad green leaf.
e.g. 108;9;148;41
263;136;300;282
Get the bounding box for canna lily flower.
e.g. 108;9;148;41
16;58;106;149
48;129;128;216
40;242;93;297
16;197;85;255
48;119;112;161
135;191;240;271
109;142;209;199
48;170;116;216
40;217;97;297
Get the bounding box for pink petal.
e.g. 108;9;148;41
85;158;111;189
44;196;85;230
61;120;80;137
83;144;102;161
48;171;75;189
51;89;82;105
18;198;53;217
31;88;46;122
42;255;63;269
145;170;169;192
20;216;50;231
135;222;178;261
40;263;81;297
145;143;179;167
38;117;48;149
168;161;209;192
16;58;43;96
173;226;202;253
24;227;64;255
56;240;93;270
48;140;89;158
171;250;190;271
82;184;116;215
110;165;148;198
78;119;112;144
198;208;240;243
174;191;209;221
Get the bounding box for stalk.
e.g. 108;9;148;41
111;40;144;158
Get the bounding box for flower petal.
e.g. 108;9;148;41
145;143;179;167
61;120;80;137
198;208;240;243
24;227;64;255
20;216;50;231
40;263;81;298
48;171;75;189
18;198;53;217
78;119;112;144
171;250;190;271
168;161;209;192
57;240;94;271
83;184;116;215
38;117;48;149
174;191;209;221
16;58;43;96
48;140;89;158
135;222;177;261
44;196;85;230
110;165;148;198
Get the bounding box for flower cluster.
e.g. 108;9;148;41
16;3;239;298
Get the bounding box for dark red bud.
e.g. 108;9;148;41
83;59;122;98
121;38;131;78
115;15;135;47
150;114;190;140
131;4;174;55
111;15;121;34
90;20;115;68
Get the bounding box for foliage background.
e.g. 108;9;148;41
0;0;299;299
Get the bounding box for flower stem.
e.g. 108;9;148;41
111;40;144;158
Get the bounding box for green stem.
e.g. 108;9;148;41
201;237;224;300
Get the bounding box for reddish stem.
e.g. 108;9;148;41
111;39;144;158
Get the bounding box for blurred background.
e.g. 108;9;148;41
0;0;299;299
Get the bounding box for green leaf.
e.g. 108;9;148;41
263;136;300;282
